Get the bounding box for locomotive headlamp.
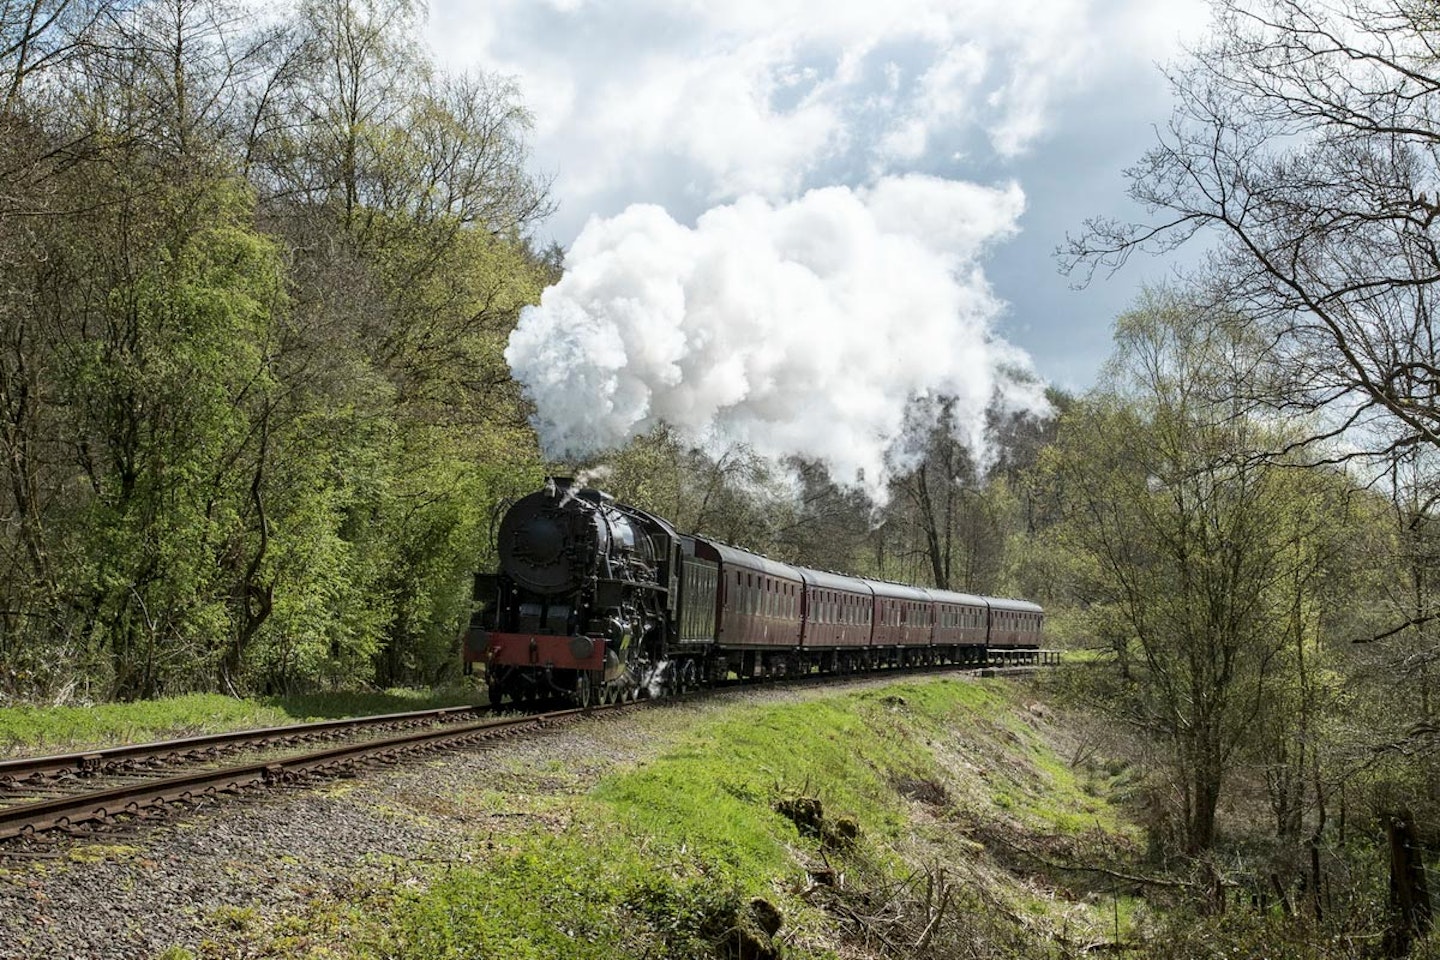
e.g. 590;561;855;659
569;635;596;661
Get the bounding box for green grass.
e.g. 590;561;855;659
0;687;485;756
298;677;1137;959
374;835;747;960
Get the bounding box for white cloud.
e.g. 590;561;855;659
592;37;845;200
425;0;1188;218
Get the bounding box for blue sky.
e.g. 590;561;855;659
424;0;1212;482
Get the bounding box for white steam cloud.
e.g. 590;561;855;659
506;173;1045;493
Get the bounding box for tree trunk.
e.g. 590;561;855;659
1385;811;1433;958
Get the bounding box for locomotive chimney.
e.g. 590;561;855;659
544;476;580;505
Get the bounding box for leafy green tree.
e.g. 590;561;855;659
0;0;291;698
1063;4;1440;919
1044;291;1355;853
0;0;553;698
242;0;551;687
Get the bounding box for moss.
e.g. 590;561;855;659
152;948;197;960
207;905;259;932
66;843;140;864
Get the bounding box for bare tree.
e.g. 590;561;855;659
1066;0;1440;465
0;0;118;107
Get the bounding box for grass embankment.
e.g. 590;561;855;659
0;688;485;757
197;678;1146;959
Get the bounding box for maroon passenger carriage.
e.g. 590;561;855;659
465;478;1044;706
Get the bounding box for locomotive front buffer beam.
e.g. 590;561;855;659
465;629;608;674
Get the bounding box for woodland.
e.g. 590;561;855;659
5;0;1440;955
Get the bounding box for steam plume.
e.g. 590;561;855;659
506;174;1046;493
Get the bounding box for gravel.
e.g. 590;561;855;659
0;674;959;960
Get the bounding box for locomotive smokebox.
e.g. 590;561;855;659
498;482;590;595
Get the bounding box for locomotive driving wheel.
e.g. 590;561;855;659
575;672;596;708
654;663;677;698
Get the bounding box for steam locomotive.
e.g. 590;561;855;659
464;477;1043;706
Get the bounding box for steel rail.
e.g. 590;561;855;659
0;705;486;783
0;707;586;842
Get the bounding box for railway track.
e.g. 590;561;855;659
0;703;531;845
0;654;1059;848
